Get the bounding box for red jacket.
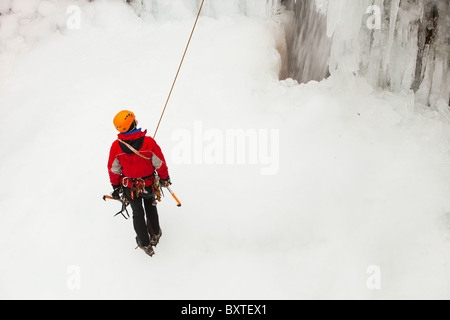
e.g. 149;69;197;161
108;129;169;187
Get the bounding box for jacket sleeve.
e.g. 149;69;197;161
108;141;122;186
150;139;169;180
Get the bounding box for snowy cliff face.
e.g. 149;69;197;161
280;0;449;107
1;0;447;107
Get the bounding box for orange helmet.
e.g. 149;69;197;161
113;110;135;133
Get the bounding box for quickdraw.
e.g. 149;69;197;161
153;174;164;203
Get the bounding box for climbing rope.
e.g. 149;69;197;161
153;0;205;139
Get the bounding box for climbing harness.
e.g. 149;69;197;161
122;176;153;200
118;138;181;207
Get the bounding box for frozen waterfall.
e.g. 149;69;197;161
320;0;449;108
0;0;450;300
127;0;449;107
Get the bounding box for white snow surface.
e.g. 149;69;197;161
0;0;449;299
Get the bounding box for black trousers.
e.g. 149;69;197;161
124;186;160;247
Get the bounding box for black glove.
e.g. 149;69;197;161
160;176;171;188
111;185;121;200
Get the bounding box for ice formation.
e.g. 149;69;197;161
0;0;449;300
124;0;449;107
1;0;447;106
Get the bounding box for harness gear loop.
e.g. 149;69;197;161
122;176;151;200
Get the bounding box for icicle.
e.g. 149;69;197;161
382;0;400;78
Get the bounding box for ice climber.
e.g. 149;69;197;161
107;110;171;257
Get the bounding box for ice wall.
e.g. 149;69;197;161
126;0;281;20
279;0;331;83
318;0;449;107
275;0;449;107
0;0;448;106
151;0;448;108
